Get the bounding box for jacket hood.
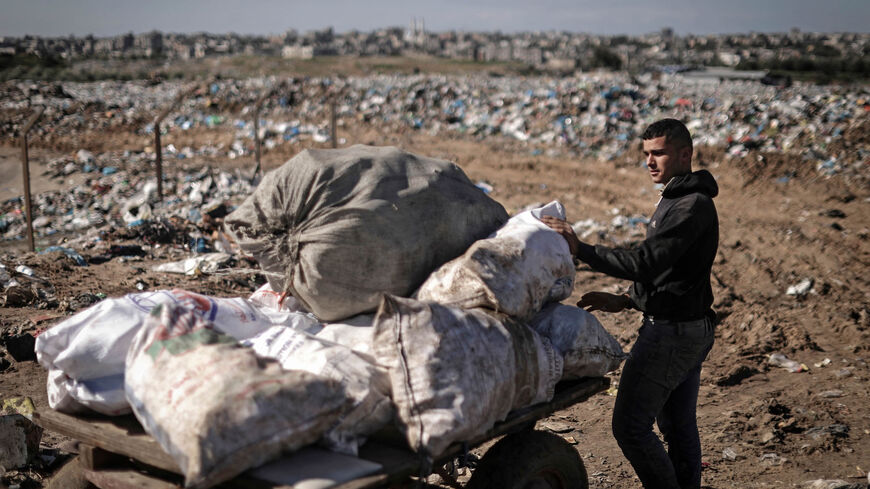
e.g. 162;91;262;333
663;169;719;199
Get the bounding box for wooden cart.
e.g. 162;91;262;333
36;377;608;489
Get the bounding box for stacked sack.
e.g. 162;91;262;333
372;200;624;457
37;145;625;484
37;145;515;485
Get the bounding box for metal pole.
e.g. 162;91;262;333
330;97;337;149
151;82;202;202
21;133;33;252
20;106;45;253
253;105;260;176
251;87;274;179
154;125;163;200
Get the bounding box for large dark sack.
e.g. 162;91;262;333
224;145;508;321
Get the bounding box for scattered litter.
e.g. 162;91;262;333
14;266;34;277
475;181;494;194
768;352;807;373
722;447;739;461
760;452;787;466
786;278;814;298
814;358;832;368
152;252;231;275
818;389;845;398
800;480;865;489
540;420;575;433
805;424;849;441
834;368;853;379
40;246;88;267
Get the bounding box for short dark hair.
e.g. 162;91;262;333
641;118;693;151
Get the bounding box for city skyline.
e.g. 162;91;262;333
2;0;868;38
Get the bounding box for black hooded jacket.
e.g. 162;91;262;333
576;169;719;321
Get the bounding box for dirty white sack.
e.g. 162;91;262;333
528;303;626;380
36;288;321;415
373;295;562;458
125;303;346;489
416;200;574;321
242;326;393;455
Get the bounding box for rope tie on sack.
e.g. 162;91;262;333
279;231;301;308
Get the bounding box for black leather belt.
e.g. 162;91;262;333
644;315;712;336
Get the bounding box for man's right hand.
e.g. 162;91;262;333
540;216;580;257
577;291;633;313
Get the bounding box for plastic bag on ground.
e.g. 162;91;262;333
125;303;347;489
224;145;508;322
242;326;393;455
372;295;562;458
416;200;574;321
528;303;626;379
36;289;321;415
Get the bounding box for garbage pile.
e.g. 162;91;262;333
1;146;254;256
35;146;625;488
2;74;868;180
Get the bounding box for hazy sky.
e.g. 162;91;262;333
2;0;868;38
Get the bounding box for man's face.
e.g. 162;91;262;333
642;136;691;184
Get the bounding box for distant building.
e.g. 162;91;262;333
282;45;314;59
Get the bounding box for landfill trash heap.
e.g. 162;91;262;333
2;72;868;177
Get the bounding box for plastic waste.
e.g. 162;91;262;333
768;352;807;373
786;278;814;298
40;246;88;267
152;253;231;275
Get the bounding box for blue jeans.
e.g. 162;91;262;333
611;316;715;489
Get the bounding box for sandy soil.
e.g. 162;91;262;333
0;116;868;488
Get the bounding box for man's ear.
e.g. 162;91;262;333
680;146;693;168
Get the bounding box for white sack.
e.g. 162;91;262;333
224;145;508;322
36;289;321;415
125;303;346;489
416;200;574;321
242;326;393;455
316;314;376;356
373;295;562;458
247;282;309;315
529;303;626;380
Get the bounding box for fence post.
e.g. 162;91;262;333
330;97;337;149
251;87;274;179
20;106;45;252
151;83;200;200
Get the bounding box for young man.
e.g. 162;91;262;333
542;118;719;489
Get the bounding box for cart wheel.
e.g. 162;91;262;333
466;430;588;489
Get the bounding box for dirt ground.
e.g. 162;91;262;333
0;113;868;489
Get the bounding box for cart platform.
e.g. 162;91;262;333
36;376;609;489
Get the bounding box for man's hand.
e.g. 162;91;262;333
540;216;580;257
577;291;633;313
